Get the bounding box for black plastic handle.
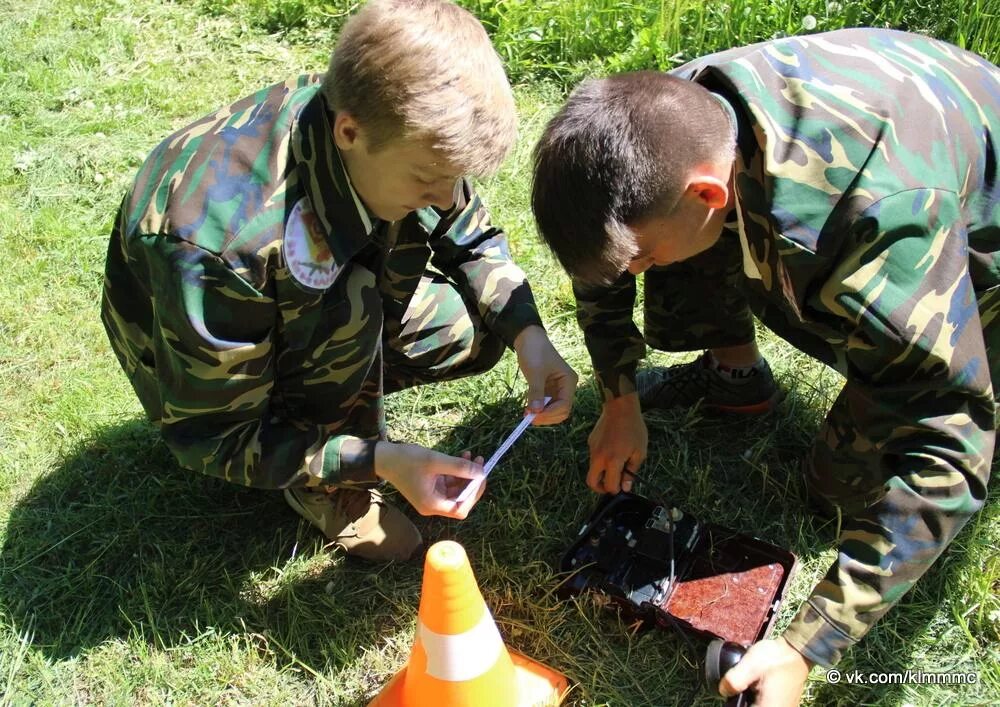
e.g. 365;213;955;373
705;639;756;706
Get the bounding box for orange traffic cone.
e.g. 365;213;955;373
369;540;568;707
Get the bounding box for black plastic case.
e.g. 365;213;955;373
559;492;797;645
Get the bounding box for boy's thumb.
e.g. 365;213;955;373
525;388;549;414
720;658;758;697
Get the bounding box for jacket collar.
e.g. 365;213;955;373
291;92;379;265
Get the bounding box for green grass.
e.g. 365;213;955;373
1;0;998;705
195;0;1000;83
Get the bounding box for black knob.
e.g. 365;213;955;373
705;640;753;706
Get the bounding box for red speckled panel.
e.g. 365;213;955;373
663;557;785;644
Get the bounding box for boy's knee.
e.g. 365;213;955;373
804;441;886;518
383;326;505;394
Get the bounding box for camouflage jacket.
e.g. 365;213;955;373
577;29;1000;665
102;76;542;490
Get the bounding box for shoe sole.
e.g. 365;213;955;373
696;389;785;416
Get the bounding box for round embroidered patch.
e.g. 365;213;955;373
284;198;338;290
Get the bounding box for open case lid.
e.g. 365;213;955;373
661;523;797;644
559;492;798;645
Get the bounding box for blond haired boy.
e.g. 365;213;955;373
102;0;576;562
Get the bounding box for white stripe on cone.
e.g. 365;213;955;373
416;609;505;682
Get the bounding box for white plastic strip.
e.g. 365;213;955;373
417;610;505;682
454;396;552;504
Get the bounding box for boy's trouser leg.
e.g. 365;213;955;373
785;287;999;663
977;284;1000;423
804;282;1000;510
295;266;503;555
315;268;504;491
643;231;757;351
803;386;886;516
382;270;506;394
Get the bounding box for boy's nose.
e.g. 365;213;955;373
424;179;458;211
627;257;654;275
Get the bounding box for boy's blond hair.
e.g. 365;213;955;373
323;0;516;177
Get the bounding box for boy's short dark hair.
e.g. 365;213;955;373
531;72;734;286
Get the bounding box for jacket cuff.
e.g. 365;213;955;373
596;363;638;401
310;435;379;487
491;299;545;349
782;601;859;668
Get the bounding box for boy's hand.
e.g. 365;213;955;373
374;442;486;519
719;637;812;707
587;393;647;494
513;325;578;425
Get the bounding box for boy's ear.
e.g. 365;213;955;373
332;112;364;152
685;175;729;210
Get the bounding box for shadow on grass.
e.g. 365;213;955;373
2;380;994;705
0;389;720;704
0;420;424;676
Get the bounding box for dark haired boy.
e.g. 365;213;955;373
532;28;999;705
101;0;577;563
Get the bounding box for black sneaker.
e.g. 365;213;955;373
636;352;781;414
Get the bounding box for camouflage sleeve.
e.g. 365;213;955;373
574;273;647;400
104;227;378;490
781;189;994;666
426;179;544;346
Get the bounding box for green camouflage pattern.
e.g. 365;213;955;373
575;29;1000;666
576;215;757;402
643;223;757;354
102;76;541;490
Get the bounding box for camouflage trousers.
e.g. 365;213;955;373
325;267;506;485
643;231;1000;511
